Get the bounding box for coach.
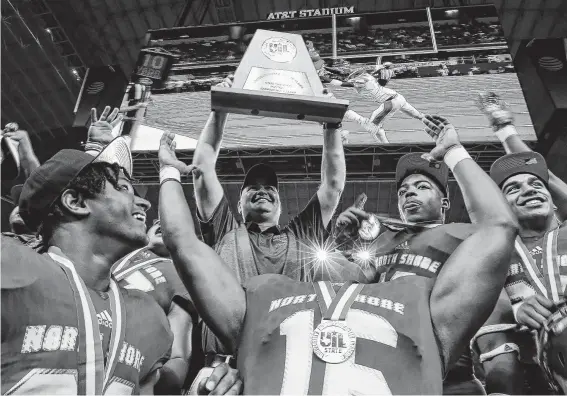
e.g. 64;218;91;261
191;78;347;284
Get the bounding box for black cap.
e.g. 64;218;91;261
396;153;450;196
490;152;549;187
241;164;278;192
19;150;96;230
19;137;133;230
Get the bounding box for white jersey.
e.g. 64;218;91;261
354;78;397;104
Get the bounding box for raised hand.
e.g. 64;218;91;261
2;129;34;155
422;115;462;163
87;106;123;145
159;131;198;175
476;91;514;130
2;128;40;176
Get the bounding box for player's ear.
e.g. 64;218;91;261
60;188;90;218
441;197;450;212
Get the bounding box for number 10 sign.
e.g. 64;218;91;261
132;49;175;87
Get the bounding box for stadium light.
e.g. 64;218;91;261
445;9;459;17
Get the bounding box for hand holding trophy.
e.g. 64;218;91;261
211;29;349;123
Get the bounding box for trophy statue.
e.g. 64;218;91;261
211;29;349;123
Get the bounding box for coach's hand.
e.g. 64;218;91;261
422;115;462;162
516;295;555;330
198;363;242;395
159;131;199;175
87;106;122;145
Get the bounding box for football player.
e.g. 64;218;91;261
156;124;518;394
478;92;567;394
112;220;195;394
333;115;519;395
327;70;426;143
113;220;242;395
2;107;172;394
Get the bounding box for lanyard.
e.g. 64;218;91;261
514;228;561;302
48;249;127;394
312;281;364;320
112;247;147;274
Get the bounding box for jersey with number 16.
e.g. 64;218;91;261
237;274;443;395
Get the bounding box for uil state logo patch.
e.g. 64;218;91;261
312;321;356;364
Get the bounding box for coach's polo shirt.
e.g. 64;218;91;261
199;193;329;284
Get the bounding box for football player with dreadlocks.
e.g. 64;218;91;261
327;69;426;143
479;92;567;394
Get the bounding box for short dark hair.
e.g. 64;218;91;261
38;162;123;242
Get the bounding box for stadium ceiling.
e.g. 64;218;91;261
1;0;563;149
1;0;564;226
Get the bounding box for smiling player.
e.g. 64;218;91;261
333;115;520;395
157;114;518;394
478;92;567;393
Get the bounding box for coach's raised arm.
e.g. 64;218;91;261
191;76;346;283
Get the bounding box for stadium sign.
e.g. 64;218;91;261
267;6;355;20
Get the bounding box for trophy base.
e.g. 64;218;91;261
211;87;349;124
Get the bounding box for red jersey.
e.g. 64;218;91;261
366;223;477;282
502;221;567;369
1;237;173;395
237;274;443;395
504;222;567;310
113;247;192;315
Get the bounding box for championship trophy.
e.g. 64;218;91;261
211;29;349;123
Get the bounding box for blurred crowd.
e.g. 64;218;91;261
156;49;514;94
163;20;504;66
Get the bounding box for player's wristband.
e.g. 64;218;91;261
84;142;105;157
495;125;518;143
479;342;520;363
160;166;181;185
444;146;471;172
330;79;343;86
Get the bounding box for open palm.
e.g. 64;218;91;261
422;115;462;162
88;106;123;145
159;131;198;175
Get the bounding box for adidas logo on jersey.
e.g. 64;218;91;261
395;241;409;250
97;310;113;329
